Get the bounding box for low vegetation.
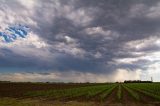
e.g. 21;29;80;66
117;84;122;101
124;83;160;100
123;85;140;101
0;98;97;106
25;84;116;100
0;82;160;106
99;85;117;101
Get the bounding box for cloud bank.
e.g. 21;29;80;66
0;0;160;82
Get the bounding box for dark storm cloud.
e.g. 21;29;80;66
0;0;160;75
0;48;48;70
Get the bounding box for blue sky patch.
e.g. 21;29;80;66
0;24;30;43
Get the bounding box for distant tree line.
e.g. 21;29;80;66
124;80;152;83
0;81;11;83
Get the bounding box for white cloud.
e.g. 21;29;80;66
0;31;53;61
55;34;76;44
129;2;160;19
85;27;110;35
113;50;160;65
94;52;102;58
0;0;94;58
141;62;160;82
0;72;59;82
0;32;48;48
53;41;86;58
0;0;160;83
0;0;56;60
17;0;36;9
113;36;160;82
113;57;139;64
146;2;160;19
84;26;119;40
0;0;92;59
112;69;141;82
125;36;160;50
111;36;160;68
0;0;37;28
53;34;86;58
66;7;94;26
118;36;160;63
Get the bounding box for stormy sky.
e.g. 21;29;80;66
0;0;160;82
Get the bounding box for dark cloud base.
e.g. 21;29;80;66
0;0;160;82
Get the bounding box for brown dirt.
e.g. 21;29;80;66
90;88;113;102
62;89;107;102
0;82;104;98
121;86;137;104
121;86;160;106
139;92;157;103
105;87;118;104
134;89;160;106
103;86;159;106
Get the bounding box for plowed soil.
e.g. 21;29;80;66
0;82;103;97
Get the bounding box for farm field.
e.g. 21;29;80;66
0;82;160;106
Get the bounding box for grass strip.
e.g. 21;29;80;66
99;85;117;101
127;86;160;101
123;85;140;101
117;84;122;101
25;84;115;100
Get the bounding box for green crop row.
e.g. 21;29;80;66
25;84;115;100
123;85;140;101
124;83;160;101
99;85;117;101
124;83;160;95
117;85;122;101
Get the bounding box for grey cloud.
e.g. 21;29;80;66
0;0;160;81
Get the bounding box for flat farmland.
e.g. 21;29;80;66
0;82;104;97
0;82;160;106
